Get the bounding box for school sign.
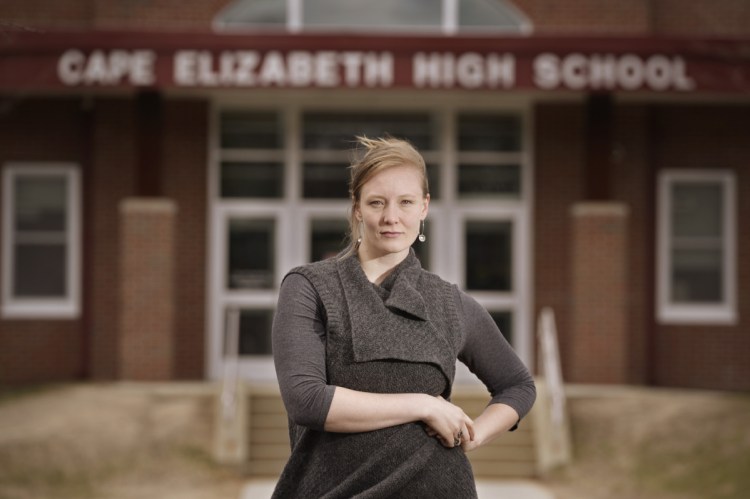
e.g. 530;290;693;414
2;31;749;93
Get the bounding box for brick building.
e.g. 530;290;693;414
1;0;748;390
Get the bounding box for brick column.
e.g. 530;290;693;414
118;198;177;380
569;203;629;384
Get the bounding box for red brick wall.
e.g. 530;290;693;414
119;199;176;380
0;0;228;30
535;102;750;390
0;96;209;383
513;0;652;35
89;99;136;379
163;100;208;379
88;97;208;380
0;0;93;29
92;0;229;30
569;204;630;383
534;102;647;385
0;98;86;383
512;0;750;36
88;97;209;380
612;105;653;385
0;97;140;383
652;0;750;37
651;105;750;391
534;103;585;380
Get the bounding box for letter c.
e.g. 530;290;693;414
58;49;85;86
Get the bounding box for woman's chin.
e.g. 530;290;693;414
364;241;411;258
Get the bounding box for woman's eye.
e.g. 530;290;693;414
401;199;414;205
369;200;383;206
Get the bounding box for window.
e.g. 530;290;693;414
302;0;442;31
459;0;530;31
657;170;736;324
310;219;349;262
236;308;275;355
214;0;531;34
212;0;287;30
457;114;522;199
227;218;276;289
222;307;275;357
2;164;81;318
489;311;512;343
465;220;512;291
301;112;435;199
220;112;284;199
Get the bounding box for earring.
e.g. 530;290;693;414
418;220;426;242
357;221;363;244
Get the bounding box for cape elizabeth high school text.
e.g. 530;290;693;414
55;48;696;91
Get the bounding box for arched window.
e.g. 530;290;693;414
214;0;287;30
213;0;532;34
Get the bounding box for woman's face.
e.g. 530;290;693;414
355;165;429;260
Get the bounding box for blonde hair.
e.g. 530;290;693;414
342;136;429;257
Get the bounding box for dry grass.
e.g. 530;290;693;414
0;383;748;499
0;383;245;499
543;387;750;499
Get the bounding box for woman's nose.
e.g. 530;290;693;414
382;204;399;223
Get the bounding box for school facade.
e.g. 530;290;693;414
1;0;748;391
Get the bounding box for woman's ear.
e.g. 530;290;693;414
421;193;430;217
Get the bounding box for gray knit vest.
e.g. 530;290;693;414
298;250;461;395
271;250;478;499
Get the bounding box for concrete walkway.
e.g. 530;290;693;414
241;479;556;499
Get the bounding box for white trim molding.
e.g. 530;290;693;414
657;169;737;325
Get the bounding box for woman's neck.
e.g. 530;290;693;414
357;248;408;285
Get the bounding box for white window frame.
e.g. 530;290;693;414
207;93;533;381
1;163;81;319
656;169;737;325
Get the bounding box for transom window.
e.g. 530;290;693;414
657;170;737;324
210;106;529;380
1;164;81;318
214;0;532;34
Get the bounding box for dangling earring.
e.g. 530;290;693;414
357;221;363;245
418;219;426;242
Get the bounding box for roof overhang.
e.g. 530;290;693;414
2;30;749;94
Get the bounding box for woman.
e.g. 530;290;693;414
272;136;536;498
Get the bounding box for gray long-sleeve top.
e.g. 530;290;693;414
272;272;536;431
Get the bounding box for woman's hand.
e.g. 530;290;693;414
421;396;475;448
460;434;482;452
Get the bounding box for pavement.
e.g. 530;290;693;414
240;479;556;499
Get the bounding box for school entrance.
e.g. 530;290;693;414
206;91;534;382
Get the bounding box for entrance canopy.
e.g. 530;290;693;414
2;30;750;93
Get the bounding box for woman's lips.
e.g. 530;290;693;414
380;231;402;238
